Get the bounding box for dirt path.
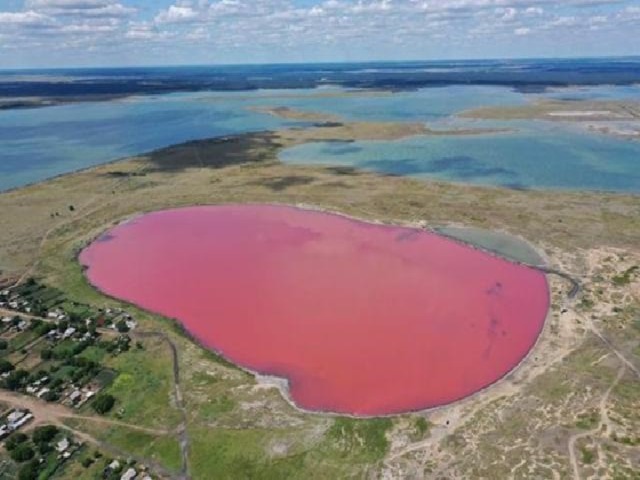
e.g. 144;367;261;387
0;388;180;478
384;268;581;475
1;309;191;477
133;330;191;480
0;389;169;435
567;362;626;480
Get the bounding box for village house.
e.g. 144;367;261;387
56;437;70;453
121;467;137;480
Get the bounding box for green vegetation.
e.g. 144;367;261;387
0;359;14;374
414;416;430;437
575;410;600;430
580;446;595;464
2;425;77;479
32;426;59;444
612;265;639;286
0;122;638;480
328;417;392;461
91;393;116;414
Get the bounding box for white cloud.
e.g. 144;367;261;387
26;0;136;18
1;0;639;65
0;10;51;25
155;5;200;24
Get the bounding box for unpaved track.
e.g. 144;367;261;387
133;330;191;480
567;362;626;480
0;389;169;435
0;389;178;478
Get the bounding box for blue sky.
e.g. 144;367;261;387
0;0;639;68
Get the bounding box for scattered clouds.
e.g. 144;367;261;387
0;0;638;67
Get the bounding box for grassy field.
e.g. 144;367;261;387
0;120;638;478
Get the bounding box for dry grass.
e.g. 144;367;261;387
0;128;638;479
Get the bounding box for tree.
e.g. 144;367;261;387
42;390;60;403
10;444;35;463
0;359;15;374
92;393;116;414
5;432;28;451
0;339;8;349
18;460;39;480
115;319;129;333
37;441;53;455
4;369;29;390
32;425;58;443
40;348;52;360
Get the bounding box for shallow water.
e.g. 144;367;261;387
80;205;549;415
436;227;546;266
2;84;639;192
279;120;640;192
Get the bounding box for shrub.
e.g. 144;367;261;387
4;369;29;390
18;460;39;480
42;390;60;402
92;393;116;414
32;425;58;443
0;359;15;374
10;444;35;463
115;320;129;333
5;432;28;451
37;441;53;455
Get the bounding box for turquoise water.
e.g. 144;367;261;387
1;84;639;192
277;86;640;193
279;122;640;192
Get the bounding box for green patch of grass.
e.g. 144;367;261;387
104;428;182;473
200;395;235;420
575;410;600;430
76;345;107;364
328;417;392;462
612;266;639;286
414;417;430;437
580;446;595;464
102;344;181;429
188;426;355;480
9;330;42;352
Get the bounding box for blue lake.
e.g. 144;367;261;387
1;84;639;193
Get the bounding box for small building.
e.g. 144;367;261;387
9;413;33;430
121;468;137;480
37;387;51;398
7;411;25;423
108;460;121;471
69;390;82;403
56;437;70;453
62;327;76;339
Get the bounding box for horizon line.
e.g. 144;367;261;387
2;54;640;72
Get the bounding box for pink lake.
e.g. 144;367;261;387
80;205;549;416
